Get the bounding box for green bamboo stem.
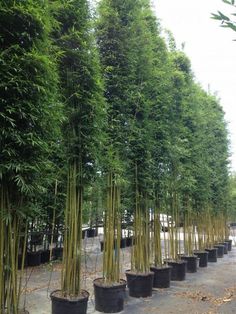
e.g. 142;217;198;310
103;172;121;284
62;161;82;297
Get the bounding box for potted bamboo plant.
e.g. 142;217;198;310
126;164;154;298
204;208;218;262
93;172;126;313
150;195;172;288
50;0;105;312
193;211;209;267
165;189;187;281
180;203;198;273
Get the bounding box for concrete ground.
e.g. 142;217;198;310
22;233;236;314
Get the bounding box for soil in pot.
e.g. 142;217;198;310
218;242;228;254
225;239;232;251
180;255;198;273
51;290;89;314
205;248;218;262
27;250;41;266
150;265;172;288
125;271;154;298
41;249;51;264
93;278;126;313
214;245;224;258
193;251;208;267
166;260;187;281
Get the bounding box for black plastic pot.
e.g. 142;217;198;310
125;271;154;298
193;251;208;267
52;247;63;260
205;248;218;262
166;260;187;281
214;245;224;258
93;278;126;313
225;239;232;251
219;242;228;254
150;265;172;288
27;251;41;266
180;255;198;273
51;290;89;314
86;228;97;238
41;249;50;264
82;229;86;239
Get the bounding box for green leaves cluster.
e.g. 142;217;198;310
212;0;236;32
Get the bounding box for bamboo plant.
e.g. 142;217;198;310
61;161;83;296
51;0;106;300
102;172;122;284
131;164;151;273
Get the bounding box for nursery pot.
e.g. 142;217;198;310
180;255;198;273
166;260;187;281
193;251;208;267
52;247;63;260
225;239;232;251
205;248;217;262
41;249;50;264
150;265;172;288
214;245;224;258
51;290;89;314
27;251;41;266
218;242;228;254
93;278;126;313
125;271;154;298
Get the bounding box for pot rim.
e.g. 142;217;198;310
125;270;154;276
93;277;126;288
50;289;89;303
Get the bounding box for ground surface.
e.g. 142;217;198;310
22;232;236;314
